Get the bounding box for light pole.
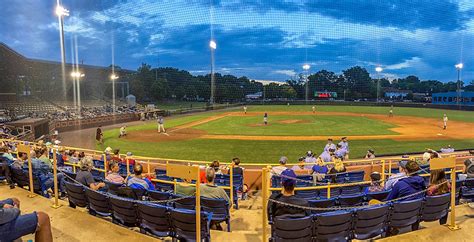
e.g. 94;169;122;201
111;74;119;114
55;3;69;100
455;63;463;108
209;40;217;105
303;64;311;104
375;66;383;102
71;72;84;114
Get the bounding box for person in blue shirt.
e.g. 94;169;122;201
311;157;328;182
386;160;426;202
127;164;155;191
27;150;67;197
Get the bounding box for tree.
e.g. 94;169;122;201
342;66;373;98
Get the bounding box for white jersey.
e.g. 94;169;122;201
443;116;448;123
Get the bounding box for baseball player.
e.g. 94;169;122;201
119;125;127;138
389;105;394;117
263;113;268;125
312;106;316;114
443;114;448;130
243;105;247;114
157;116;166;133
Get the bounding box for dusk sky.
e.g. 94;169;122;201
1;0;474;82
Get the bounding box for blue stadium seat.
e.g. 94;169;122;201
85;189;112;217
110;196;139;227
347;171;365;182
353;204;390;240
201;197;231;232
366;190;391;202
155;181;174;192
421;193;450;224
295;189;319;200
173;195;196;210
148;190;171;202
64;181;88;208
137;202;172;238
296;175;313;187
104;180;124;195
271;215;312;242
314;210;353;241
338;194;365;207
169;208;212;242
319;187;341;199
388;198;423;233
308;198;337;214
340;185;362;196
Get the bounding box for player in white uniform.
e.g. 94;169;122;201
158;116;166;133
119;126;127;138
443;114;448;130
263;113;268;125
389;105;393;117
312;106;316;114
243;105;247;114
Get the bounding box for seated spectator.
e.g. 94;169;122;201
200;167;230;203
291;157;306;171
328;158;346;183
68;150;80;164
427;169;450;196
271;156;288;175
76;156;105;191
111;149;123;163
440;145;455;153
104;147;113;161
105;161;125;184
0;147;14;189
311;157;328;182
335;144;347;160
124;152;136;166
11;152;27;169
0;197;53;242
463;159;474;179
421;149;440;165
386;160;426;201
364;149;375;159
268;169;310;218
384;160;409;190
127;164;155;190
366;172;384;193
319;149;332;163
210;160;223;175
175;178;196;196
28;150;67;197
37;147;52;169
304;151;316;169
1;146;15;162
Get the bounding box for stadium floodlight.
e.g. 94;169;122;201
455;63;463;108
375;66;383;102
302;64;311;70
55;5;69;17
375;66;383;73
70;72;84;78
110;74;119;80
209;40;217;50
455;63;463;69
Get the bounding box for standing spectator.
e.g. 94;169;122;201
304;151;317;169
229;157;244;176
210;160;223;175
96;126;103;144
268;169;310;218
272;156;288;175
386;160;426;201
338;137;349;159
364;149;375;159
427;169;450;196
0;197;53;242
385;160;409;190
440;145;455;153
105;161;125;184
76;156;105;191
324;138;336;152
127;164;155;190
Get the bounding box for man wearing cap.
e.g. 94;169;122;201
338;137;349;159
268;169;310;218
386;160;426;202
319;148;334;163
324;138;336;152
272;156;288;175
304;151;317;169
384;160;409;190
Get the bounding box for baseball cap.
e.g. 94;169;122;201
281;169;297;187
279;156;288;164
126;151;133;156
399;160;409;169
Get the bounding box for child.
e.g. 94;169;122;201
367;172;384;193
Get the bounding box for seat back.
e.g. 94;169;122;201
148;190;171;201
353;204;390;240
62;170;77;182
137;202;172;237
295;189;319;200
11;167;29;187
173;196;196;210
319;187;341;199
347;171;365;182
308;198;337;214
169;208;211;241
155;181;174;192
389;198;423;229
366;190;391;201
104;180;123;195
109;196;138;226
421;193;450;222
64;181;88;207
272;215;312;242
85;189;112;216
296;175;313;187
314;210;353;241
340;185;362;196
201;197;230;222
338;194;365;206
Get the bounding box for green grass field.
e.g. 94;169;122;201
99;105;474;163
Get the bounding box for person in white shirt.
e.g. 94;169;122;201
324;138;336;152
243;105;247;114
443;114;448;130
119;126;127;138
304;151;317;169
272;156;288;175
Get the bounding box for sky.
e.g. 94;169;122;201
1;0;474;83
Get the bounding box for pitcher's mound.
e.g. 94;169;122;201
278;119;310;124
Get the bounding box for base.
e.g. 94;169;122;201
51;204;63;209
27;194;37;198
445;224;461;231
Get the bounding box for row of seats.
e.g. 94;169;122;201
271;193;451;241
65;181;232;241
271;171;365;187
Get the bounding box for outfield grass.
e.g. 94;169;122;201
155;101;208;110
99;105;474;163
193;115;397;136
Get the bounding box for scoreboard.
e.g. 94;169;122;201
314;92;337;98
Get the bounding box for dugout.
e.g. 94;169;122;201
7;118;49;140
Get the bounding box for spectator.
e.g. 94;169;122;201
105;161;125;184
338;137;350;159
328;158;346;183
11;152;27;169
462;158;474;179
69;150;80;163
111;149;122;163
37;147;52;169
304;151;317;169
76;156;105;191
366;172;384;193
324;138;336;152
291;157;306;171
364;149;375;159
1;146;15;162
268;169;310;218
311;157;328;182
0;197;53;242
427;169;450;196
127;164;155;190
386;160;426;201
421;149;440;165
229;157;244;176
335;144;347;160
272;156;288;175
175;178;196;196
124;152;136;166
385;160;409;190
0;147;14;188
200;167;230;203
319;148;332;163
440;145;455;153
210;160;223;175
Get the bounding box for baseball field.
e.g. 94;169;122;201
98;105;474;163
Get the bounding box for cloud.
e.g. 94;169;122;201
273;70;297;77
385;57;423;70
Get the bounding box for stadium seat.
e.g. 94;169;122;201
155;181;174;192
65;181;88;208
271;215;312;242
109;196;139;227
137;202;173;238
319;187;341;199
296;175;313;187
61;170;76;182
313;210;353;241
148;190;171;201
201;197;231;232
353;204;390;240
388;198;423;234
347;171;365;182
295;189;319;200
85;189;112;217
340;185;362;196
421;193;450;224
173;195;196;210
104;180;124;195
366;190;391;201
338;194;365;206
308;198;337;214
169;208;212;242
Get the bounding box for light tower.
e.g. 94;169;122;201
55;3;69;100
375;66;383;102
455;63;463;108
303;64;311;104
209;40;217;105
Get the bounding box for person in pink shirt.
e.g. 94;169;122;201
105;161;125;184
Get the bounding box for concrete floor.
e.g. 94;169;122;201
1;184;473;242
